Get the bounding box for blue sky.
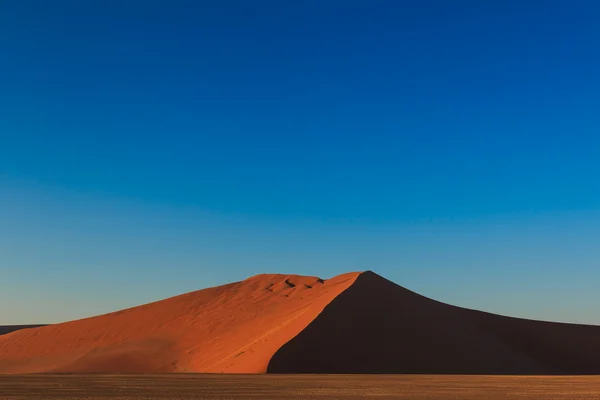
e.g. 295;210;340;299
1;0;600;324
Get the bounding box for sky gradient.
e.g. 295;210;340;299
1;0;600;324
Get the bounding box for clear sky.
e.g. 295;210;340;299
1;0;599;325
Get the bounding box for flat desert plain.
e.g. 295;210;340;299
2;374;600;399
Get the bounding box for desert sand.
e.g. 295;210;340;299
2;271;600;374
3;374;600;399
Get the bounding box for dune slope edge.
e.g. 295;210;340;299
0;326;46;337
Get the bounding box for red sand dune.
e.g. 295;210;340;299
0;273;358;373
2;271;600;374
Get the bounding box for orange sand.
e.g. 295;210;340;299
0;273;358;373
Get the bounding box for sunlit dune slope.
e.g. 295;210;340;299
0;273;359;373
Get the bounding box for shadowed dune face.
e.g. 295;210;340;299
267;271;600;374
0;273;358;374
